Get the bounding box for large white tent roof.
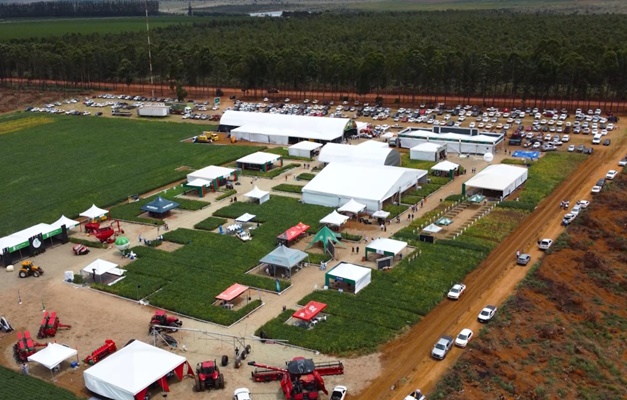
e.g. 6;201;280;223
318;142;399;166
50;215;79;230
338;199;367;214
320;210;349;226
83;340;187;400
187;165;235;182
221;110;350;142
13;223;53;240
237;152;281;165
28;343;77;370
410;142;445;152
404;130;501;145
289;141;323;151
302;163;427;205
465;164;528;191
327;262;370;282
432;160;459;171
366;238;407;255
80;204;109;219
82;259;119;276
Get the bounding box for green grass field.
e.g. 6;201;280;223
0;16;203;40
351;0;625;12
0;365;84;399
0;113;258;236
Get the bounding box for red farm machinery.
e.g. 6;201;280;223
37;311;71;339
192;360;225;392
85;220;124;243
13;331;46;362
248;357;344;400
149;310;183;334
83;339;117;365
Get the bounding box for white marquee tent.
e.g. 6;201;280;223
83;340;191;400
245;186;270;204
79;204;109;220
325;262;372;294
464;164;528;198
50;215;79;230
319;210;349;226
235;213;257;223
28;343;77;372
372;210;391;219
220;110;350;144
82;259;123;277
302;163;427;212
432;160;459;172
338;199;367;214
288;141;323;158
187;165;236;186
365;238;408;258
318;142;400;166
410;142;447;162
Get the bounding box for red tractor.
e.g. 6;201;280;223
248;357;344;400
149;310;182;334
13;331;46;362
193;360;225;392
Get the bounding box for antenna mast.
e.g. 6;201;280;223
144;0;155;98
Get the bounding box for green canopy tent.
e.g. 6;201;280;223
305;226;345;254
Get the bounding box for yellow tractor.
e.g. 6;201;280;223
194;131;219;143
19;261;44;278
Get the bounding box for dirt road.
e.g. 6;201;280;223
356;134;627;399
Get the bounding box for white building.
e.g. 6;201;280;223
398;128;504;155
288;141;323;158
410;142;447;162
301;163;427;212
318;142;401;166
463;164;528;199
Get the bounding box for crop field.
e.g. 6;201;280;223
0;114;258;236
352;0;627;12
0;365;83;399
0;16;206;40
98;196;332;325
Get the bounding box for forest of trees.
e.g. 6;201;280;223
1;11;626;103
0;1;158;18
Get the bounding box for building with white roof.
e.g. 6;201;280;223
318;141;401;166
398;127;504;155
463;164;528;199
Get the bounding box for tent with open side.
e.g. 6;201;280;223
365;238;407;259
82;259;125;283
235;213;256;223
276;222;310;246
260;245;308;270
305;226;344;254
245;186;270;204
140;196;180;217
325;262;372;294
319;210;349;227
292;301;327;323
83;340;194;400
50;215;79;230
338;199;366;214
28;343;78;376
215;283;249;309
80;204;109;220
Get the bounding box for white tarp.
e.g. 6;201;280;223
79;204;109;219
28;343;77;370
464;164;528;197
367;238;407;256
431;160;459;172
245;186;270;204
236;152;281;165
338;199;367;214
423;223;442;233
51;215;79;230
326;262;372;294
302;163;427;212
82;259;119;276
187;165;235;183
83;340;187;400
319;210;349;226
288;141;323;158
235;213;257;223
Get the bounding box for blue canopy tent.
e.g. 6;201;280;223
140;196;180;218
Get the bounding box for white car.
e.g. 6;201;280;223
537;238;553;250
447;284;466;300
570;204;582;216
619;159;627;167
478;305;497;323
591;185;602;194
455;328;474;348
606;170;618;180
233;387;252;400
567;144;575;152
330;385;347;400
561;134;570;142
577;200;590;208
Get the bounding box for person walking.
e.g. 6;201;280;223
21;363;29;375
516;250;520;259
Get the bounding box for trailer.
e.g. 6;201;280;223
137;105;170;117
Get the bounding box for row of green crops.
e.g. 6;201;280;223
0;114;259;236
99;196;333;325
272;184;304;193
194;216;227;231
0;366;84;399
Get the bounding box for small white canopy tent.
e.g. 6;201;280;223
245;186;270;204
50;215;79;230
372;210;390;219
28;343;78;373
325;262;372;294
79;204;109;219
83;340;191;400
422;223;442;233
235;213;257;223
365;238;408;258
431;160;459;172
319;210;349;226
338;199;366;214
289;141;323;158
82;259;124;281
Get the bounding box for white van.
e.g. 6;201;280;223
592;134;602;145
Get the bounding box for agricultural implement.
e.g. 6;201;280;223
149;310;183;334
18;261;44;278
193;360;225;392
0;316;13;332
248;357;344;400
72;244;90;255
85;220;124;243
37;311;71;339
13;331;45;362
83;339;117;365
